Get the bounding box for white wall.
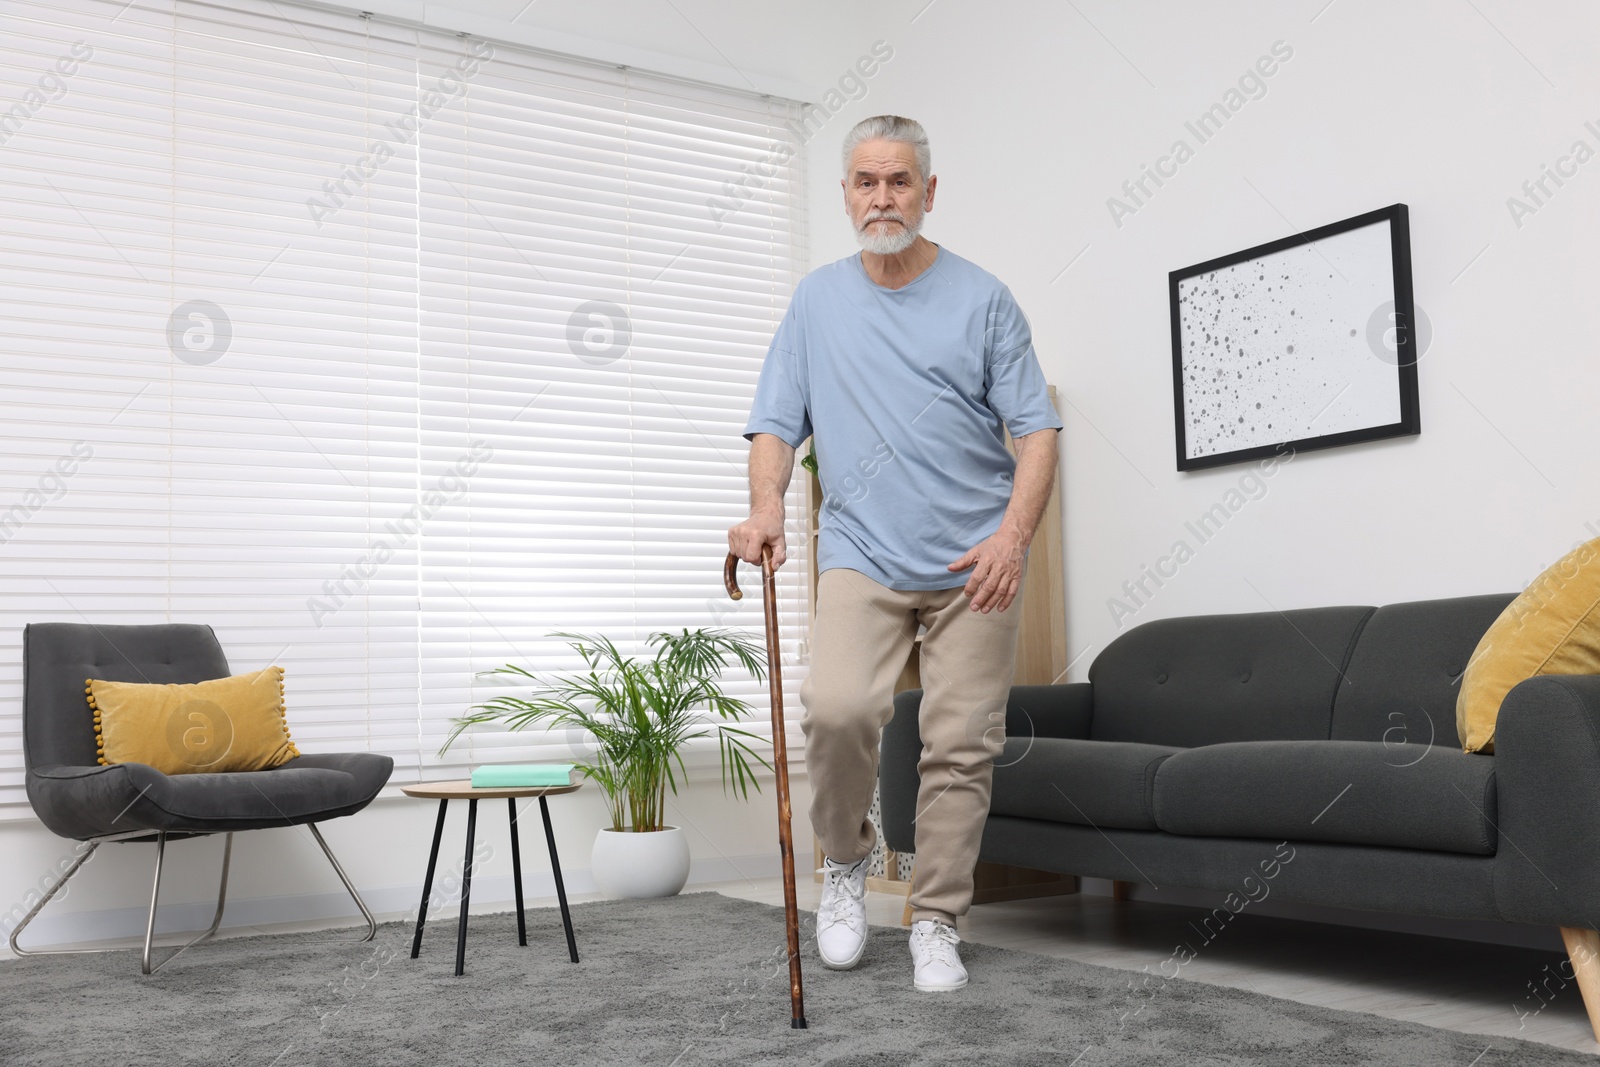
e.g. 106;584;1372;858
9;0;1598;950
806;0;1600;663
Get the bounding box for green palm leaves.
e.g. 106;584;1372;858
441;628;773;833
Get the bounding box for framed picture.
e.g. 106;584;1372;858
1168;203;1420;472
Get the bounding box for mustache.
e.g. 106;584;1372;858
859;211;907;228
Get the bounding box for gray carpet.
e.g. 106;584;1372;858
0;890;1592;1066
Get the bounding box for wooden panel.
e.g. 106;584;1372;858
805;444;821;629
1008;385;1067;687
972;862;1079;905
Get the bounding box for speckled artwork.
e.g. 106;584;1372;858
1175;218;1401;463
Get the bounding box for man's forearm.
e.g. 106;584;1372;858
998;429;1060;550
749;433;797;516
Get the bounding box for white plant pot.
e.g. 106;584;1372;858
591;825;691;899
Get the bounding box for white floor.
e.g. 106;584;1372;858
29;875;1599;1056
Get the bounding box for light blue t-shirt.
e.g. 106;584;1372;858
743;245;1063;591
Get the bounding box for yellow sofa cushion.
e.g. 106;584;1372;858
1458;538;1600;753
87;666;300;774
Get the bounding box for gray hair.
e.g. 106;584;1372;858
841;115;931;183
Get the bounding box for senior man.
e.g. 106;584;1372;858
727;115;1061;992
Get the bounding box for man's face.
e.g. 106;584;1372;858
843;139;935;255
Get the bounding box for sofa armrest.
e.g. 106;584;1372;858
1492;674;1600;926
878;682;1094;854
25;762;163;841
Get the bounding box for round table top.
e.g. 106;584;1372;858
401;780;583;800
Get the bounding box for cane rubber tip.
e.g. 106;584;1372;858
792;1017;808;1029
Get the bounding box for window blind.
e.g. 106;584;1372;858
0;0;810;817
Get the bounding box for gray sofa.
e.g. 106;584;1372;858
881;592;1600;960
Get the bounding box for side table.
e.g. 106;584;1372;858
401;780;581;976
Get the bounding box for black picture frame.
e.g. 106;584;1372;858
1168;203;1420;472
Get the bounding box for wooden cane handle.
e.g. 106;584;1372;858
724;545;776;601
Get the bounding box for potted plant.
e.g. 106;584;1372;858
439;628;772;899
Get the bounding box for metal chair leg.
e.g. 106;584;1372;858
8;822;376;972
305;823;377;944
7;840;105;958
141;832;166;973
142;831;233;974
7;830;231;974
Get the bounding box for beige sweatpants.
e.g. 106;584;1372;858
799;566;1022;927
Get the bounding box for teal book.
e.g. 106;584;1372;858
470;763;578;788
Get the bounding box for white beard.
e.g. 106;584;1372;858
855;211;921;255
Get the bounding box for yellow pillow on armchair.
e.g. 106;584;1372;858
87;666;300;774
1457;538;1600;753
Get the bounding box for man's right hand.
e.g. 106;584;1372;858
728;507;786;568
734;432;796;568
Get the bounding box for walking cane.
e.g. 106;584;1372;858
724;544;808;1029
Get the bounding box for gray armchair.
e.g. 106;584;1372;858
16;622;393;973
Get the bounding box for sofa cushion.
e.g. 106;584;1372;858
1087;605;1374;747
1458;539;1600;753
88;666;299;775
1152;740;1497;856
1331;594;1516;749
990;737;1182;831
26;752;394;837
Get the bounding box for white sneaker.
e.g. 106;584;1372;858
909;919;968;991
815;855;868;969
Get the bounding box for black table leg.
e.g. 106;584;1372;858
455;798;478;977
509;797;527;947
411;799;448;959
540;795;579;963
